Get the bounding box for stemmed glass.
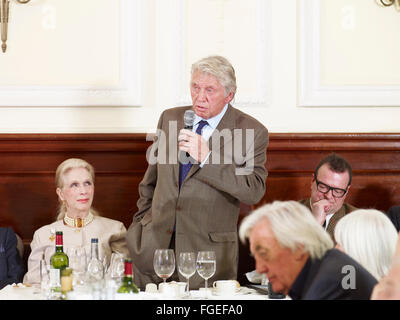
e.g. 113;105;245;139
178;252;196;297
196;251;216;298
109;253;125;284
102;255;108;275
67;247;87;287
153;249;175;283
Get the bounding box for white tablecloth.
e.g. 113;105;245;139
0;284;43;300
0;283;289;300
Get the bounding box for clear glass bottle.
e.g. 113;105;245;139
117;259;139;294
87;238;104;282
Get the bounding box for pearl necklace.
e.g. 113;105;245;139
63;212;94;228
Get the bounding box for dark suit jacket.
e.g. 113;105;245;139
0;227;25;289
289;249;377;300
387;205;400;232
299;198;357;242
126;105;269;289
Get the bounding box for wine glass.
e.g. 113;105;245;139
102;255;108;274
153;249;175;283
196;251;216;298
67;246;87;287
178;252;196;297
109;253;125;284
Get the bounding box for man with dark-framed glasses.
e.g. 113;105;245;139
299;153;357;241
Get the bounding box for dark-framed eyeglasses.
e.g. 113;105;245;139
315;178;348;198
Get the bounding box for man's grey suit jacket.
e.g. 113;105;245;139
126;105;269;289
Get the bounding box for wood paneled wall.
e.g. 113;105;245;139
259;133;400;211
1;133;399;283
0;134;150;264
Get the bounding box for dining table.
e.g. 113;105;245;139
0;282;290;301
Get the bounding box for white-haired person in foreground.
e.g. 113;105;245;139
239;200;377;300
371;230;400;300
334;209;398;281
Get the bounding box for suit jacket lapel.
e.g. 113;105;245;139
210;104;236;153
326;205;347;240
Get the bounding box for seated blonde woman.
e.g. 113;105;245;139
24;158;129;284
334;209;398;280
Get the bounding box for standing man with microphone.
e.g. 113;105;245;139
126;55;269;289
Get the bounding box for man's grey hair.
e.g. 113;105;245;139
191;55;237;99
239;200;334;260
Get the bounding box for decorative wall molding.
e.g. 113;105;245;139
0;0;143;107
298;0;400;107
172;0;272;108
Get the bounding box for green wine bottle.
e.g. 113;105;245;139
50;231;69;271
117;258;139;294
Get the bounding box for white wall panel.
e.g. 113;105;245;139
0;0;142;107
155;0;272;109
299;0;400;107
0;0;399;133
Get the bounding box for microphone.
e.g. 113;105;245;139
183;110;195;129
180;110;195;163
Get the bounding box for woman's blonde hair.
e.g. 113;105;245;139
55;158;99;220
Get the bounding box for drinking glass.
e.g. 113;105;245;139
109;253;125;284
196;251;216;298
102;255;108;274
34;256;49;295
67;246;87;286
178;252;196;297
153;249;175;283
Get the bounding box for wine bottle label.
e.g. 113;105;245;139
49;268;61;286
